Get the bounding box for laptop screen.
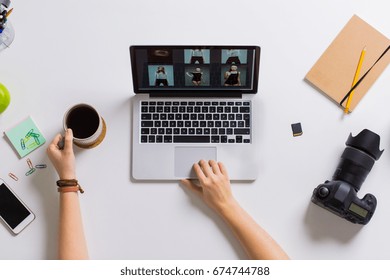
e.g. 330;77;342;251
130;45;260;95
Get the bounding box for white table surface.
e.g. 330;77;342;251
0;0;390;260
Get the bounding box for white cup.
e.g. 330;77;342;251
63;103;106;148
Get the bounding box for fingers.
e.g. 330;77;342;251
64;129;74;152
47;129;74;155
209;160;221;175
50;134;62;147
218;162;229;179
198;159;214;177
47;134;62;155
180;179;203;196
197;159;222;177
193;162;207;181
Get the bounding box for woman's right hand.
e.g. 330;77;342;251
181;160;237;214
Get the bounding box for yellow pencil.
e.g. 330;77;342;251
344;47;366;113
5;8;13;18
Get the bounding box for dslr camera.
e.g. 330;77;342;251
311;129;383;225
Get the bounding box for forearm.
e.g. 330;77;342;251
218;201;289;260
58;192;89;260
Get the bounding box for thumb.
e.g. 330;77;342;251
180;179;203;196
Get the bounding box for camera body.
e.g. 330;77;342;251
311;129;383;225
312;181;376;225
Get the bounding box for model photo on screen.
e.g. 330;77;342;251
223;65;244;86
222;49;248;64
185;67;210;86
185;48;210;64
148;65;174;87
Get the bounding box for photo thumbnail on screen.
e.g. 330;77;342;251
185;66;210;86
184;49;210;64
148;65;174;87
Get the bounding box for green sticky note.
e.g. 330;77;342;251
4;116;46;158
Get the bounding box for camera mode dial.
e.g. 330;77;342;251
365;194;376;206
318;186;330;198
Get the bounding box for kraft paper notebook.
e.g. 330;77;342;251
305;15;390;112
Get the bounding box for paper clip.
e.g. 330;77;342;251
20;139;26;150
33;136;40;145
8;173;19;181
28;142;38;149
25;168;36;176
25;129;34;138
26;158;33;169
35;164;47;169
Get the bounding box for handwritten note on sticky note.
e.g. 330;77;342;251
4;116;46;158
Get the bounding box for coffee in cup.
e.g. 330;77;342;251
63;103;106;148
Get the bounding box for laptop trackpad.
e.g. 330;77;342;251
174;147;217;178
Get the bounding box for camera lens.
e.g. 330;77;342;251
332;129;383;191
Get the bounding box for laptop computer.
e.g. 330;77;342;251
130;45;260;180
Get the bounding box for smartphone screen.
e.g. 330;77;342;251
0;182;35;234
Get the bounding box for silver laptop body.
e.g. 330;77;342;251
130;45;261;180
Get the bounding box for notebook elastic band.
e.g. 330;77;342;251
339;45;390;106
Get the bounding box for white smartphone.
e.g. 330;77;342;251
0;179;35;235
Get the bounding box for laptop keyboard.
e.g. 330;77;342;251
139;100;251;144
